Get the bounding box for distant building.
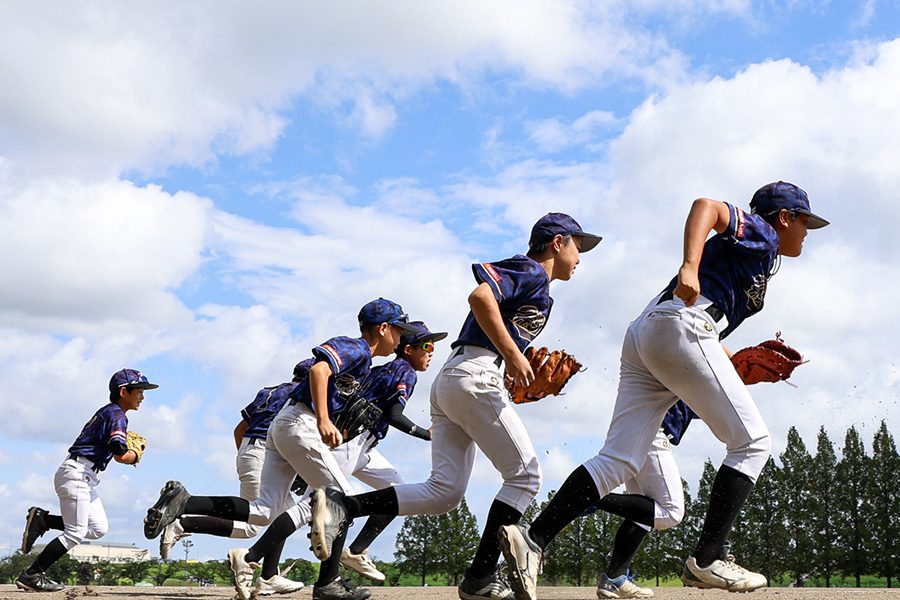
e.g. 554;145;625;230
30;541;151;563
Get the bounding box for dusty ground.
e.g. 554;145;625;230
1;585;897;600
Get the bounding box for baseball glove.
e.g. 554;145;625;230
731;334;804;385
333;395;383;443
508;346;583;404
126;430;147;466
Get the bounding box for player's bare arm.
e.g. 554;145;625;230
675;198;731;306
468;282;534;386
112;449;138;465
233;419;249;450
309;360;342;448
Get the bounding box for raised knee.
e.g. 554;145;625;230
654;504;684;530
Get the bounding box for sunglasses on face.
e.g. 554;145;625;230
414;341;435;353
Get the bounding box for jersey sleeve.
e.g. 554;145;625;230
107;410;129;451
472;257;545;306
719;204;779;256
313;337;369;376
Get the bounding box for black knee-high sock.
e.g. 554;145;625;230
47;515;64;531
28;538;67;574
470;500;522;579
692;465;754;567
246;512;298;565
594;493;655;527
343;487;399;519
260;539;287;580
316;527;350;586
606;520;650;578
348;514;396;555
182;496;250;521
529;466;601;550
180;515;236;537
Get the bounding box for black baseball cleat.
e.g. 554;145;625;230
312;576;371;600
16;569;64;592
22;507;50;554
144;480;191;539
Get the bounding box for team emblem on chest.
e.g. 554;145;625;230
512;305;546;341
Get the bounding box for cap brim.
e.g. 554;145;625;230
574;232;603;252
127;382;159;390
421;331;449;342
798;210;829;229
392;321;421;333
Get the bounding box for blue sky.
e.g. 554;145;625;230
1;1;899;567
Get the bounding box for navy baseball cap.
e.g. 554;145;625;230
358;298;419;333
529;212;602;252
399;321;449;348
109;369;158;391
750;182;829;229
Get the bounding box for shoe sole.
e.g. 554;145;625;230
144;481;188;539
309;488;332;561
498;527;536;600
681;572;761;593
21;508;46;554
228;549;255;600
16;579;63;592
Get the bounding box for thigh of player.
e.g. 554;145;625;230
271;404;355;494
236;438;267;501
352;444;405;489
625;430;685;529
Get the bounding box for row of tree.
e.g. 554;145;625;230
392;421;900;588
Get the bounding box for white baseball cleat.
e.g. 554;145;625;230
498;524;541;600
681;555;767;592
340;548;385;582
597;571;654;598
159;518;189;560
309;487;348;561
256;573;305;595
228;547;260;600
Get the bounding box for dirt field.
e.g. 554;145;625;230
0;584;896;600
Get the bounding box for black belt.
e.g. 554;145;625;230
453;346;503;368
657;290;724;322
68;454;101;473
245;437;265;446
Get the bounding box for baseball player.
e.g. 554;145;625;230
585;400;696;599
307;213;602;600
499;182;829;600
17;369;158;592
158;360;314;596
142;298;419;600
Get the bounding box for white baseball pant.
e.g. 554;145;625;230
394;345;542;515
583;294;771;499
624;429;685;531
53;457;109;550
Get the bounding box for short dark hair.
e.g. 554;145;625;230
527;233;571;257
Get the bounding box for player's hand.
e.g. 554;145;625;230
505;350;535;387
318;420;343;449
674;265;701;306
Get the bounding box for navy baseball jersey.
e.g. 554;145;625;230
453;254;553;353
361;356;418;440
67;403;129;471
661;400;697;446
288;337;373;419
241;358;314;439
242;382;302;440
663;203;779;339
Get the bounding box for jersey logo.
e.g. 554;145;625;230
512;305;546;341
745;274;767;312
483;263;502;283
334;373;360;399
735;207;746;238
320;344;343;368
